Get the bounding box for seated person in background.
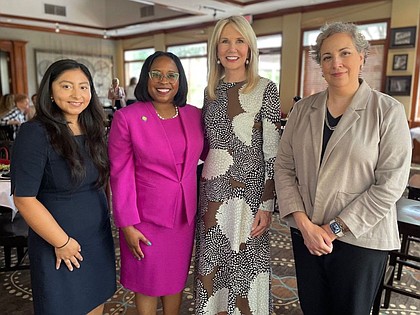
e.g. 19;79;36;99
0;93;29;139
0;94;15;117
125;77;138;105
27;93;37;120
0;94;16;140
31;93;37;106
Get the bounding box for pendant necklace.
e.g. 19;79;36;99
156;106;178;120
325;108;337;131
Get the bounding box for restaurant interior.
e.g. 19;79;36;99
0;0;419;313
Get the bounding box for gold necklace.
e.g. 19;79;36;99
156;106;178;120
325;108;337;131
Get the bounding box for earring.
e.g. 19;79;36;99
245;59;249;65
217;59;221;64
50;97;54;102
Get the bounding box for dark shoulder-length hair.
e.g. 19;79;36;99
134;51;188;107
35;58;109;188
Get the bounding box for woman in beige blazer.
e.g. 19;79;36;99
274;22;412;315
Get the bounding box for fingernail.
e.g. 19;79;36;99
147;241;152;246
137;257;141;260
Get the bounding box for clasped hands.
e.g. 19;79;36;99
301;222;337;256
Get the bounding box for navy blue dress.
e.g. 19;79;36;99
11;121;116;315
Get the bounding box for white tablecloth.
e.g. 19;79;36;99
0;179;17;220
410;127;420;143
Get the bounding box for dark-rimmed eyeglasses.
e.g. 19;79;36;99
148;71;179;84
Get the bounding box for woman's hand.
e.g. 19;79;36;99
122;225;152;260
293;212;334;256
251;210;272;238
54;238;83;271
300;223;334;256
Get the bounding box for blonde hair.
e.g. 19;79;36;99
0;94;15;116
207;15;259;100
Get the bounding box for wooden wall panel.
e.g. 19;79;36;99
0;40;27;95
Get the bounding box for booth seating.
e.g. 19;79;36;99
0;206;29;271
372;197;420;314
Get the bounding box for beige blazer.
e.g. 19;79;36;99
274;80;411;250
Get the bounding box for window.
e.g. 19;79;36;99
124;47;155;88
167;42;207;108
300;22;387;97
257;34;282;88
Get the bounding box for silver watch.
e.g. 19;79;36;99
329;219;344;237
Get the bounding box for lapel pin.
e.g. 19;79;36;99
141;116;147;121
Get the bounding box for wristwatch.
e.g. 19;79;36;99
329;219;344;237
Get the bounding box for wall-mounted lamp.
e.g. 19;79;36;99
103;30;108;39
55;22;60;33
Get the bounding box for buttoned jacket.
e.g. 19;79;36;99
274;80;411;250
108;101;204;229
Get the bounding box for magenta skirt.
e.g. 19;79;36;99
118;208;195;296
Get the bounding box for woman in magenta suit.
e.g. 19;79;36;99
108;51;203;315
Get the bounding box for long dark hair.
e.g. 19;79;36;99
134;51;188;107
35;59;109;188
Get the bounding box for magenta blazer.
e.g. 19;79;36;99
108;101;204;229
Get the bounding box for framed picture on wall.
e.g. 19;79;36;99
35;50;113;100
386;76;412;96
390;27;417;48
392;54;408;71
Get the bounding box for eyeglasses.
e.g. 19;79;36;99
148;71;180;84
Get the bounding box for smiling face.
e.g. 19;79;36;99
51;68;91;123
320;32;364;92
147;56;179;107
217;23;249;80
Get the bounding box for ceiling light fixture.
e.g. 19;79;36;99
201;5;225;19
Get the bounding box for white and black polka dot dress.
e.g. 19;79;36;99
195;77;282;314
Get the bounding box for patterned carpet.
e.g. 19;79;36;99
1;214;419;315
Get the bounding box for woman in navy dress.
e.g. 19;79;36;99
11;59;116;315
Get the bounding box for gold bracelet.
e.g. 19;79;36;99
56;236;70;249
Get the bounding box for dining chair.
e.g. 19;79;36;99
0;206;29;271
372;198;420;314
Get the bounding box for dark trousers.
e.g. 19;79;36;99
290;227;388;315
115;100;122;110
